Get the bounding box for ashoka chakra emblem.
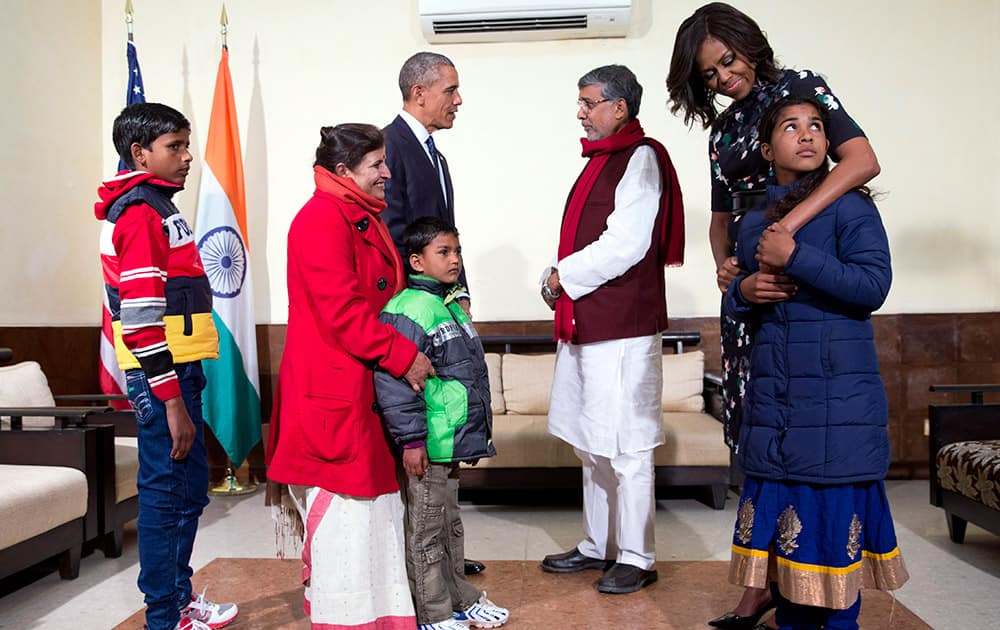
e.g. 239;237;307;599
198;226;247;298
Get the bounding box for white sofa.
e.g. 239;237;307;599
461;337;732;508
0;462;88;580
0;359;138;558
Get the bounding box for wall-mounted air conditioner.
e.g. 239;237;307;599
419;0;632;44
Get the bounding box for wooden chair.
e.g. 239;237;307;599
0;351;138;558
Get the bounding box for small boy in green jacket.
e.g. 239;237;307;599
375;217;508;630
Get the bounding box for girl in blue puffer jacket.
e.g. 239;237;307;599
724;96;909;630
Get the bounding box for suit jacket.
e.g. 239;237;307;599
383;115;468;289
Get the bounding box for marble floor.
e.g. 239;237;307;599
1;480;998;629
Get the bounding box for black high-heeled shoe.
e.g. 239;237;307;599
707;602;776;630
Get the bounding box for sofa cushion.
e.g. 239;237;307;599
0;361;56;428
662;351;705;413
484;353;505;415
936;439;1000;510
502;354;555;415
479;411;728;469
0;463;87;549
114;438;139;502
658;411;729;466
477;415;580;468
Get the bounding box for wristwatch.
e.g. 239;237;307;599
542;284;561;300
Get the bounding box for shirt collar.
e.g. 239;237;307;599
399;109;432;146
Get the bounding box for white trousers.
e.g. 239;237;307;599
575;447;657;570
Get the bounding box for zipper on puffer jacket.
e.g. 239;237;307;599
446;305;493;448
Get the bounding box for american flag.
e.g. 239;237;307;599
100;38;146;407
117;39;145;168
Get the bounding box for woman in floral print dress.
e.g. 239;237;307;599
666;4;881;628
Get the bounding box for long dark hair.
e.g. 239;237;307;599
666;2;783;129
758;96;870;221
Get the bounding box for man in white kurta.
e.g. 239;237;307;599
540;65;683;594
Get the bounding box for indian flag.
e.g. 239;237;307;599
194;46;261;467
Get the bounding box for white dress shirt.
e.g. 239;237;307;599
398;109;448;205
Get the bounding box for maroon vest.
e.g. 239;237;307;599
566;141;668;344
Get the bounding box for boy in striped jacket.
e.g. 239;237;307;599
95;102;236;630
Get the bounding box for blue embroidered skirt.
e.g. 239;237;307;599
729;477;909;609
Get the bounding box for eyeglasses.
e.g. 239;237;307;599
577;98;610;112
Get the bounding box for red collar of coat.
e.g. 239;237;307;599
313;165;403;289
313;165;388;215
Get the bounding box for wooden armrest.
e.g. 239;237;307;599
480;332;703;354
702;373;724;422
54;394;129;403
0;405;114;430
930;384;1000;405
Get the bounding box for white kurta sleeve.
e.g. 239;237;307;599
557;145;662;300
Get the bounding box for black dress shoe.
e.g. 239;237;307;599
707;602;776;629
464;559;485;575
541;549;611;573
595;562;658;594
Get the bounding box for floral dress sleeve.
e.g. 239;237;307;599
786;69;867;154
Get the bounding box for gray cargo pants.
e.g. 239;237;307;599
402;462;480;624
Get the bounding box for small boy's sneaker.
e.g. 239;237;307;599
418;618;469;630
173;619;211;630
180;588;239;629
453;591;509;628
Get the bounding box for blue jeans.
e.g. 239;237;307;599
126;362;210;630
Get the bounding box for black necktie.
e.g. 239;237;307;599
425;135;440;173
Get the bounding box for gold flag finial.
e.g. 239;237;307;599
221;4;229;49
125;0;134;37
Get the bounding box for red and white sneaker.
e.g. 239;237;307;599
180;587;239;629
174;618;212;630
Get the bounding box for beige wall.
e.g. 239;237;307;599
0;0;103;325
1;1;996;325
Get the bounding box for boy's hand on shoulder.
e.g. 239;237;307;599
403;446;429;478
756;223;796;269
404;352;435;392
740;271;797;304
457;297;472;319
164;396;196;460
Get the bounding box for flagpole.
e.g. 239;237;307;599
207;3;258;497
125;0;134;41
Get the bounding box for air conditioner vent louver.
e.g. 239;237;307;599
419;0;631;43
433;15;588;34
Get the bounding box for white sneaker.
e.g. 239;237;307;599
453;591;509;628
180;587;239;629
418;618;469;630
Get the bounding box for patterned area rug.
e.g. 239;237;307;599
113;558;929;629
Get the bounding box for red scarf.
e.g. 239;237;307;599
554;119;685;342
313;165;404;290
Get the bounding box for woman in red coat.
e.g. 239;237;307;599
267;123;433;629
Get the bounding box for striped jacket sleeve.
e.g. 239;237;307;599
112;204;181;401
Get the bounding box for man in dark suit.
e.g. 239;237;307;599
383;52;471;316
384;52;484;577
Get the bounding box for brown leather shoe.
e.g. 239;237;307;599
541;549;612;573
595;562;658;593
